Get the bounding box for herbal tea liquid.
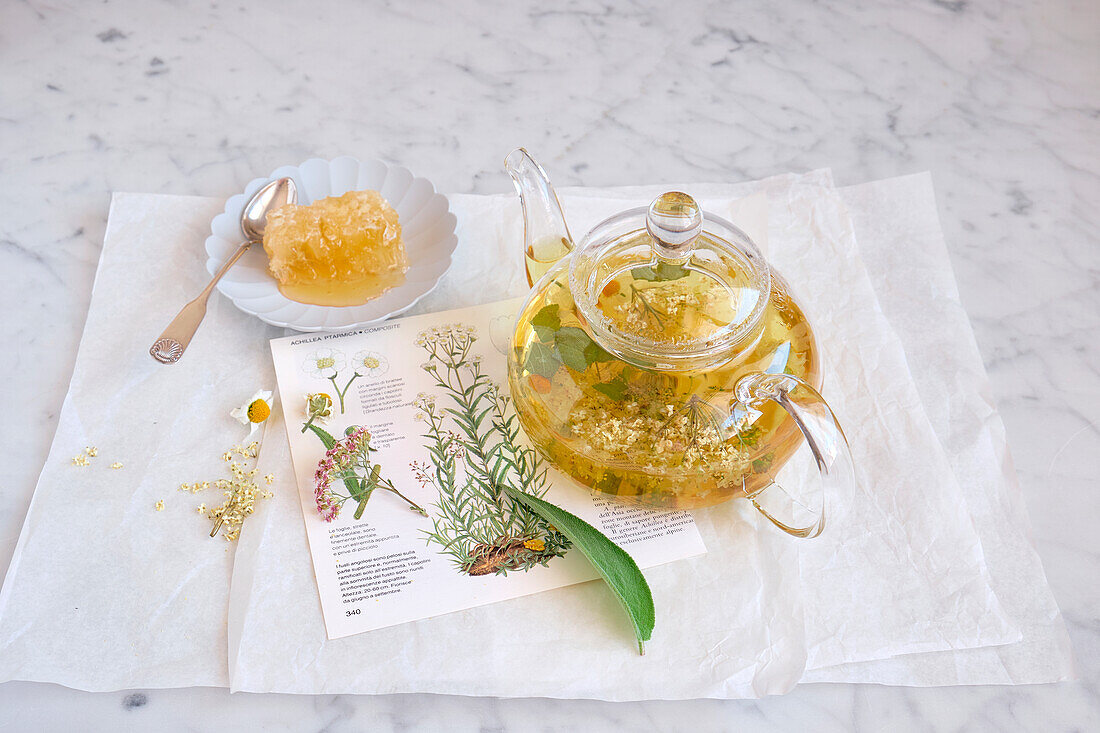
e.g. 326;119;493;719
509;269;820;510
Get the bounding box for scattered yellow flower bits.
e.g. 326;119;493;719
71;449;125;469
264;473;275;485
197;503;207;514
155;500;165;512
204;443;274;542
222;451;233;462
524;538;546;552
179;483;191;492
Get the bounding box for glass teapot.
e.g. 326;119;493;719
504;149;855;538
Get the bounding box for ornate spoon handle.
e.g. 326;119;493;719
149;242;251;364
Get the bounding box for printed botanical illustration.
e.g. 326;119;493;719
302;348;358;414
352;349;390;379
302;348;392;416
410;323;571;576
307;421;427;522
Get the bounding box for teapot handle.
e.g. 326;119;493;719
729;372;856;539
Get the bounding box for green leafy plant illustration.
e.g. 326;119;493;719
410;324;571;576
408;321;657;653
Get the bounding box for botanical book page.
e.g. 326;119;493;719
269;298;707;640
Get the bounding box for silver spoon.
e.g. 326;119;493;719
150;177;297;363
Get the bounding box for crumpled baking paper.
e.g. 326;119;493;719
575;176;1073;687
0;171;1070;697
0;193;282;689
799;175;1074;685
225;170;1015;699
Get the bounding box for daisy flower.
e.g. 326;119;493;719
230;389;274;441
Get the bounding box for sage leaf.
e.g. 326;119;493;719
500;485;655;654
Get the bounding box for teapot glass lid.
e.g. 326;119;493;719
568;192;771;369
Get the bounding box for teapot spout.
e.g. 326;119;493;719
505;148;574;287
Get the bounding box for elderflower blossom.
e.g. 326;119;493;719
568;393;750;474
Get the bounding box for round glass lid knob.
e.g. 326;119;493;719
646;191;703;262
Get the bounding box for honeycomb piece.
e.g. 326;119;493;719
263;190;407;306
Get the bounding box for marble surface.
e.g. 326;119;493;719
0;0;1096;730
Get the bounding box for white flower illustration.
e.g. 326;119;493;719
352;350;390;378
302;348;345;379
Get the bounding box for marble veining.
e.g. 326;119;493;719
1;0;1097;729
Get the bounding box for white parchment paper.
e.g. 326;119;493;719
0;172;1069;696
800;175;1074;685
0;194;283;689
225;171;1015;698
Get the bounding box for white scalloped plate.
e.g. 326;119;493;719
205;157;457;332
